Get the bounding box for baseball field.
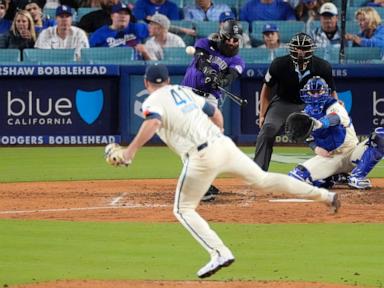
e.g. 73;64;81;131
0;146;383;288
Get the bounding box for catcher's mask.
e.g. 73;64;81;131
288;32;315;71
300;76;330;114
218;20;242;57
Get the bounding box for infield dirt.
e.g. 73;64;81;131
1;178;383;288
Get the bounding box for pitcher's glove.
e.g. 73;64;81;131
104;143;132;167
285;112;315;143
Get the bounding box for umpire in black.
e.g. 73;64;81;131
254;32;338;171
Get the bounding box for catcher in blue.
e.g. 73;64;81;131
105;64;340;279
287;76;384;189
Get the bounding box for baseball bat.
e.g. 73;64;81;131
218;86;248;107
185;47;248;107
339;0;347;64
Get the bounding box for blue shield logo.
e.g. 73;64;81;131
75;89;104;125
337;90;352;113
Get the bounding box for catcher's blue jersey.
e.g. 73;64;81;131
304;98;349;152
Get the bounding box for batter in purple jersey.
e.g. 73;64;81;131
181;20;245;105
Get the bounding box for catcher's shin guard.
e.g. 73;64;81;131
289;165;334;188
350;127;384;181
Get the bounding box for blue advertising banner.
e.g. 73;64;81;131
1;64;383;146
0;65;119;77
237;65;384;143
119;65;234;142
0;73;120;145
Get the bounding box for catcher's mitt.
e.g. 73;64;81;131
104;143;131;167
285;112;315;143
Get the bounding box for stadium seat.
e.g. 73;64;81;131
194;21;219;39
314;47;340;64
169;0;183;7
372;6;384;19
345;46;383;63
346;20;360;34
251;20;305;45
0;49;20;63
350;0;368;6
332;0;343;10
239;47;276;63
162;47;193;64
43;8;56;19
239;21;250;33
23;49;77;64
170;20;195;46
348;6;384;20
76;7;100;23
80;47;140;64
347;7;361;20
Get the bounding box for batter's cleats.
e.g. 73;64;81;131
201;185;220;202
197;252;235;278
328;192;341;214
347;176;372;189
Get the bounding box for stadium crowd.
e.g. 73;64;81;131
0;0;383;62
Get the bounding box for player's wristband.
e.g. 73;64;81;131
319;117;330;129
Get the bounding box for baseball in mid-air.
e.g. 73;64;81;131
185;46;196;55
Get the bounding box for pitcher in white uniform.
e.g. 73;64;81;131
108;64;341;279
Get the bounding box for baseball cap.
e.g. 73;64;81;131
219;11;235;23
262;23;279;33
56;5;72;16
144;64;169;84
302;0;316;4
22;0;45;9
148;13;170;30
111;2;131;14
319;2;338;16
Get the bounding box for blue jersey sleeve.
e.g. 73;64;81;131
135;23;149;41
89;25;109;47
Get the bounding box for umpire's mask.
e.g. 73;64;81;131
218;20;242;57
288;33;315;71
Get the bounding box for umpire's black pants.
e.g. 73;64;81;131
254;99;305;171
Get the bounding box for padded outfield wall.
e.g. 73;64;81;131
0;64;383;146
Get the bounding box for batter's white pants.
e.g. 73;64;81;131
173;136;332;259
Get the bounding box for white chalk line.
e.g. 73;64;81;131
109;192;127;206
0;198;315;215
0;202;256;215
0;204;171;215
269;199;315;203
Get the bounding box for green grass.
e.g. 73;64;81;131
0;219;383;286
0;146;382;182
0;146;383;286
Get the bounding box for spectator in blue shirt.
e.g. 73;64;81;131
90;2;149;58
23;0;55;35
183;0;231;21
240;0;297;23
133;0;180;21
345;6;384;48
0;0;11;34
